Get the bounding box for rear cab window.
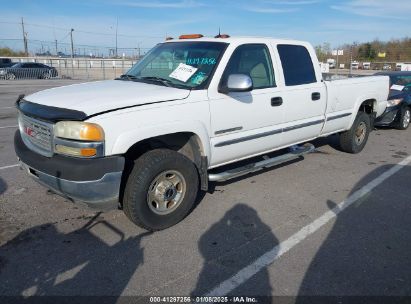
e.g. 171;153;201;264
277;44;317;86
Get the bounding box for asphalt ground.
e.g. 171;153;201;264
0;79;410;302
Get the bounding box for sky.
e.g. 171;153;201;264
1;0;411;55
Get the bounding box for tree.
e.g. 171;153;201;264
0;47;26;57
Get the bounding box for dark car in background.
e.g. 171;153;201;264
0;62;58;80
374;71;411;130
0;58;15;68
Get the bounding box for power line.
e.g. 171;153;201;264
0;20;164;39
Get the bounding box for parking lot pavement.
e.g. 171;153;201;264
0;80;410;299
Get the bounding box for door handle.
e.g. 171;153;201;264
271;97;283;106
312;92;321;101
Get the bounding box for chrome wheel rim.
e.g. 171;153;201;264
403;110;410;128
7;73;15;80
354;122;367;145
147;170;186;215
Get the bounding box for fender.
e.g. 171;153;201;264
111;120;212;161
347;93;379;129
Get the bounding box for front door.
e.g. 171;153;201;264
208;43;284;167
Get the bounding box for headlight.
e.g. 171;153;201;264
54;121;104;157
387;98;403;107
54;121;104;141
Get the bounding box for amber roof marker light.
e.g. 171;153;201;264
179;34;204;39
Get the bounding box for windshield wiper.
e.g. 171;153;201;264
139;76;192;89
139;76;174;87
116;74;139;81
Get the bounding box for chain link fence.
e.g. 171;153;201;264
0;57;138;81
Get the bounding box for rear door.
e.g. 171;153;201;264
273;43;327;146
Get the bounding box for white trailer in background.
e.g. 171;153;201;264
327;58;336;69
400;63;411;71
395;63;411;71
362;62;371;70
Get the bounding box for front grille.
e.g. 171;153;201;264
19;113;54;157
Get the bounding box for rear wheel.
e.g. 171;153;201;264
339;112;371;154
123;149;199;231
41;71;51;79
397;106;411;130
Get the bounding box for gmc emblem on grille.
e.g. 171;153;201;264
24;126;37;138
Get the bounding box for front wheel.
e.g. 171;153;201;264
123;149;199;231
339;112;371;154
6;73;15;80
397;106;410;130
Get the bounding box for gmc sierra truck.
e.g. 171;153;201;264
15;35;389;230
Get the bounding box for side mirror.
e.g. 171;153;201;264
220;74;253;93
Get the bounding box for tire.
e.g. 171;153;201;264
6;73;15;80
123;149;199;231
42;73;51;79
396;106;410;130
339;111;371;154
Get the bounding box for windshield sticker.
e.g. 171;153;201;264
169;63;198;82
186;57;216;65
391;84;405;91
191;71;207;85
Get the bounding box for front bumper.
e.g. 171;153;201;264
14;131;125;208
374;105;401;126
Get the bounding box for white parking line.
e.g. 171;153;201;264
205;155;411;296
0;125;18;129
0;164;19;170
0;106;16;109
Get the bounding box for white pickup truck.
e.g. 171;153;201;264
15;35;389;230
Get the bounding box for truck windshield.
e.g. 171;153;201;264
122;41;228;90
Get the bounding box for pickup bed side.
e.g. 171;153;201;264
321;76;389;136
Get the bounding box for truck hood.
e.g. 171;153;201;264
25;80;191;116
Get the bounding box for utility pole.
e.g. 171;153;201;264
70;28;74;59
115;17;118;58
21;17;28;56
349;45;353;76
55;39;58;56
136;41;141;59
336;51;339;76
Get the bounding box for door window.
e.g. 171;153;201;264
277;44;317;86
221;44;275;90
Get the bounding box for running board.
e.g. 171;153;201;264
208;143;315;182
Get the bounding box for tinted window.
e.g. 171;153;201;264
222;44;275;90
277;44;316;86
